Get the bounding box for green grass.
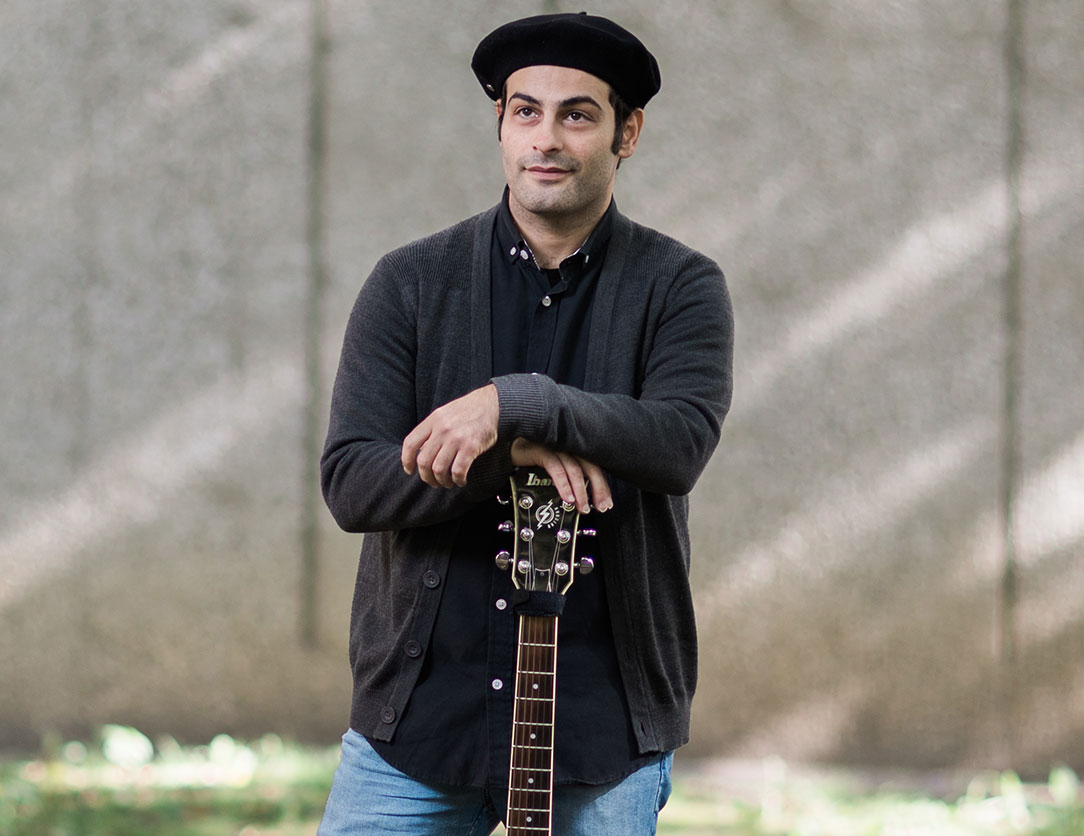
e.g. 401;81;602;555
3;727;1082;835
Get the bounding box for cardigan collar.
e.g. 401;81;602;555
467;199;636;390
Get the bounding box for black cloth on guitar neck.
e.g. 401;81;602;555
512;589;566;617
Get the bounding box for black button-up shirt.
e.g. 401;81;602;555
369;192;655;788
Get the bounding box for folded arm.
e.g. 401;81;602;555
493;259;733;495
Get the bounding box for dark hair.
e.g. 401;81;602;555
497;85;635;155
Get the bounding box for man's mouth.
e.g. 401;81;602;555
525;165;571;179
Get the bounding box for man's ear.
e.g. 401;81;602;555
617;108;645;160
495;100;504;142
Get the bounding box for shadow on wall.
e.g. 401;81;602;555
689;158;1084;772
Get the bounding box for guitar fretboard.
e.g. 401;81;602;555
506;613;558;836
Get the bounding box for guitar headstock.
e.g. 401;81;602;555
496;467;595;595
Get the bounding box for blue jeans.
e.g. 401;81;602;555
318;729;673;835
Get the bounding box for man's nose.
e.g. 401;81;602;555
533;116;563;153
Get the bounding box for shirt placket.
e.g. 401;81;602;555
485;567;517;784
523;262;576;374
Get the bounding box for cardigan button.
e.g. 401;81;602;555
404;640;422;658
380;706;396;724
422;570;441;589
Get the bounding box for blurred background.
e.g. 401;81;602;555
2;0;1081;783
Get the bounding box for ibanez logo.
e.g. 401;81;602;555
526;473;553;487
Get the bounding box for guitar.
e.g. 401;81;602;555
495;467;596;836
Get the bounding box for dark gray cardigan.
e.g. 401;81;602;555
321;203;733;756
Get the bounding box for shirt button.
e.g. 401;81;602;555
519;250;529;260
404;640;422;658
509;246;517;256
495;598;508;611
491;679;504;691
422;570;441;589
380;706;396;724
541;296;552;307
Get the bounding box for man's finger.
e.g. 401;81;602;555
580;459;613;512
542;452;589;514
422;441;450;487
563;456;591;514
450;449;477;487
402;423;431;474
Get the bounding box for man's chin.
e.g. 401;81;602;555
511;187;574;216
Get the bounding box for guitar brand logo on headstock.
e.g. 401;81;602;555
534;500;558;529
526;473;553;487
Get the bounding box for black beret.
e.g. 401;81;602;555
472;12;661;109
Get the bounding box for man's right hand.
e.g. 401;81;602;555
402;384;500;488
510;438;613;515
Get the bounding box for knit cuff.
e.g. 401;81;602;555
464;440;515;500
491;372;550;441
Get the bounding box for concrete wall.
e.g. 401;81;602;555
2;1;1081;773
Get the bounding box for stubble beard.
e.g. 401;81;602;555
507;153;617;222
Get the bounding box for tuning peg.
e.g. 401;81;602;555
495;550;511;570
579;528;597;538
497;521;513;533
496;495;510;506
555;561;570;576
577;556;595;575
517;559;530;575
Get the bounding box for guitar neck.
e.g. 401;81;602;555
506;613;558;836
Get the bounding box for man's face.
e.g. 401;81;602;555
497;65;639;225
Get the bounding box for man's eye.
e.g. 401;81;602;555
515;107;536;118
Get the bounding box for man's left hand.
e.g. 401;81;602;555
402;384;500;488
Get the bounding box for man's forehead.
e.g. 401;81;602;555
504;65;612;102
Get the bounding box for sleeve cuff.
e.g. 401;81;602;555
463;440;514;500
491;372;551;441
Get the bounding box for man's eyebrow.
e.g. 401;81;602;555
558;95;604;111
507;92;605;111
508;92;543;107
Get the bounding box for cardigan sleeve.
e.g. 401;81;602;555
491;247;733;496
321;250;513;534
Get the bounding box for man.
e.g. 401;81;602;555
318;12;733;836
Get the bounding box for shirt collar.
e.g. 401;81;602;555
496;187;616;269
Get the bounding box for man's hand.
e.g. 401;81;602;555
510;438;613;515
402;384;499;488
